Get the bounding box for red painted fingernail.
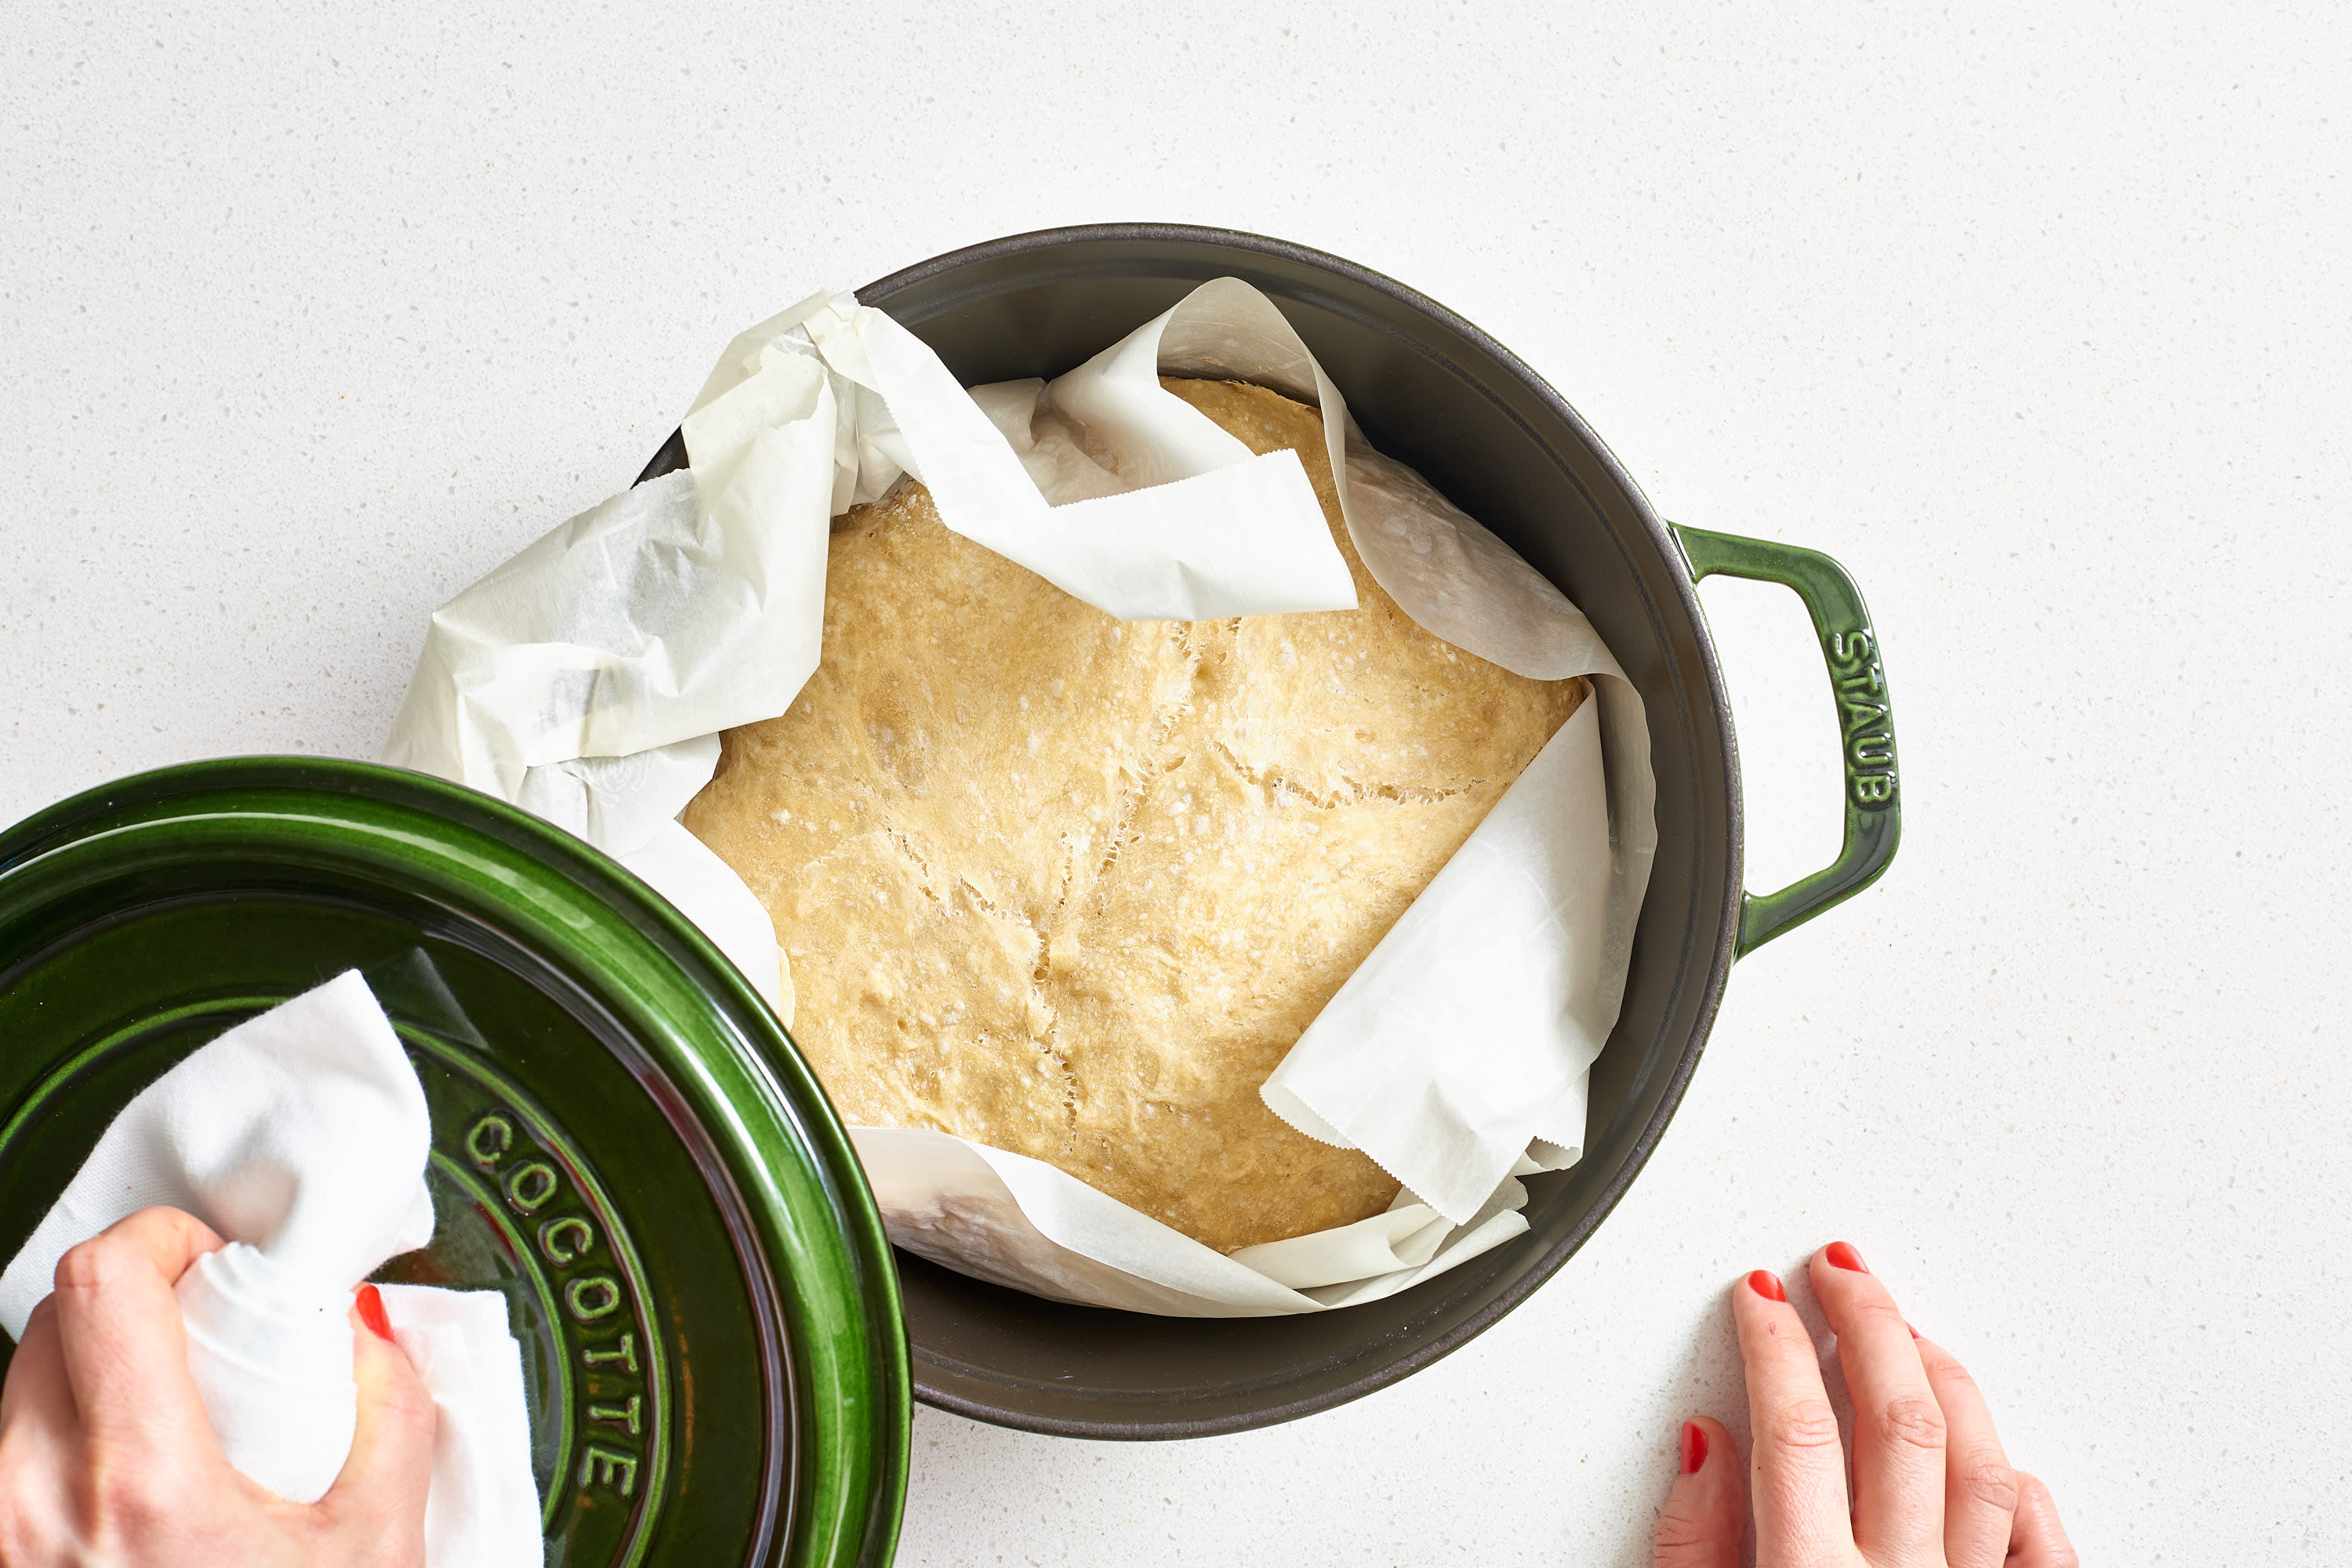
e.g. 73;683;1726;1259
1746;1269;1787;1303
1825;1241;1869;1274
355;1283;394;1341
1680;1421;1708;1474
1907;1322;1920;1340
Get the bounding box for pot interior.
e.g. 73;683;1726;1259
635;225;1744;1437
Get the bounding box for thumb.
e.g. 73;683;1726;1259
316;1284;436;1564
1651;1416;1744;1568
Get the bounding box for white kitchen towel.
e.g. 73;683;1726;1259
377;1285;543;1568
0;972;541;1559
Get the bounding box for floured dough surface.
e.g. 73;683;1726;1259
684;379;1587;1251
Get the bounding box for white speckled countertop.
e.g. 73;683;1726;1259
5;4;2347;1561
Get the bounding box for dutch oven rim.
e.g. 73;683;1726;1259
638;220;1896;1439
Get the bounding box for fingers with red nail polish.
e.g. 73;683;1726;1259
354;1281;394;1341
1808;1243;1946;1563
1916;1330;2029;1568
1653;1415;1743;1567
1732;1263;1849;1563
336;1280;435;1535
1653;1250;2074;1568
0;1208;434;1562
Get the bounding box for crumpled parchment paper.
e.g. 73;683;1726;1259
384;279;1653;1315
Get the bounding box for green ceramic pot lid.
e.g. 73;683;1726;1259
0;757;909;1568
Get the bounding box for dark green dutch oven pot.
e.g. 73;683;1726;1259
641;223;1904;1439
0;762;909;1566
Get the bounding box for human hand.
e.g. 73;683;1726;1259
0;1207;434;1567
1653;1243;2075;1567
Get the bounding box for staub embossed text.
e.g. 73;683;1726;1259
1828;628;1897;809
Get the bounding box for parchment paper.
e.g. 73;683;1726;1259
383;281;1654;1315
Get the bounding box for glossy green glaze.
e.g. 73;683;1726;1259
1671;524;1902;956
0;758;909;1568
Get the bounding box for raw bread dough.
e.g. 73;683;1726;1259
683;380;1587;1251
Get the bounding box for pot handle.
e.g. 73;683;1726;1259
1671;524;1901;957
